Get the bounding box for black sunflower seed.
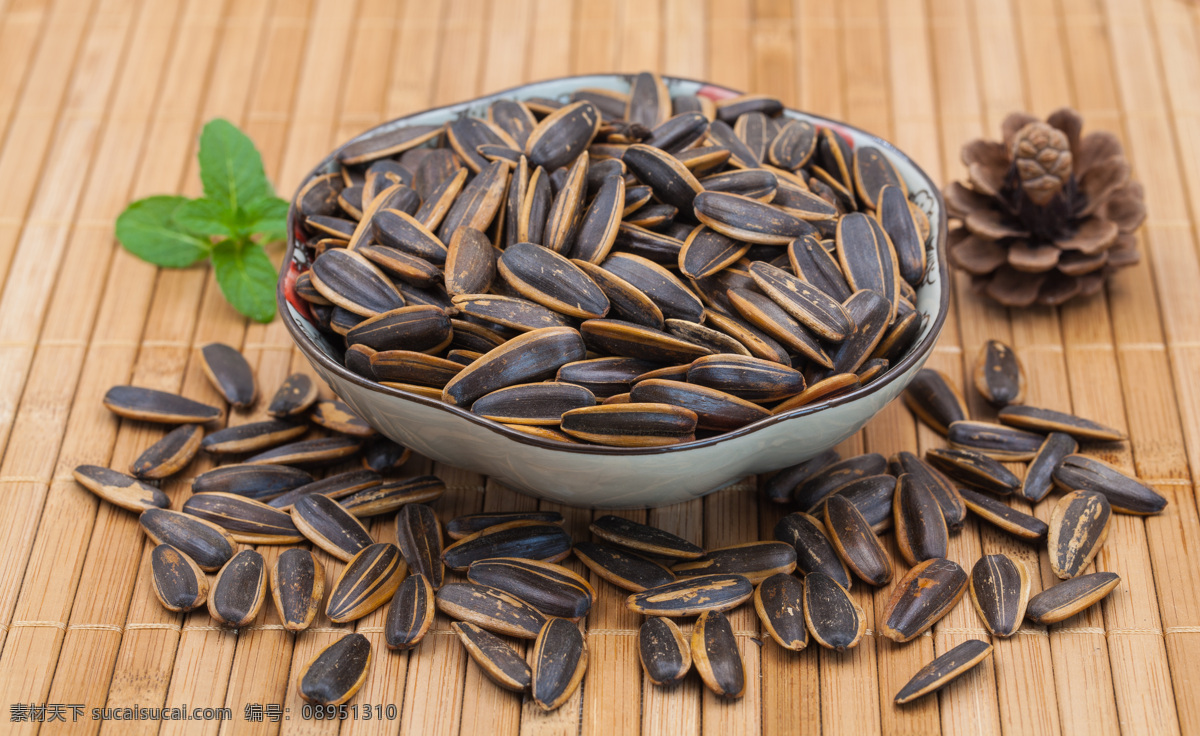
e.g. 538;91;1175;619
968;554;1030;637
326;542;406;623
572;540;676;592
386;573;435;651
877;186;925;286
974;339;1025;407
1026;571;1121;624
706;119;762;169
627;574;754;617
309;248;405;317
542;154;588;253
880;557;968;642
200;420;306;456
442;521;573;571
557;357;661;398
687;354;805;404
769;119;817;169
268;373;318;418
901;368;969;436
835;212;898;323
894;640;992;705
787;235;852;302
103;386;223;424
728;288;832;368
1022;432;1078;502
370;350;463;388
893;474;949;565
489;99;537;148
701;168;778;201
802;571;865;650
245;436;362;467
447;511;564;539
677;226;750;280
644;111;709;153
773;511;853;589
629;379;771;431
753;573;808;651
150;544;208;613
268;469;383;510
338;124;441;165
958;488;1049;541
292;494;373;562
340;475;445;518
672;542;797;584
139;508;235;572
469;558;594;620
270;548;325;632
748;261;853;342
692;191;814;245
825;289;891;375
497;241;609;318
73;465;170;513
851;147;904;210
623;144;704;212
691;610;745;698
1049;491;1112;579
344;305;452;353
395;503;444;589
296;173;344;218
453;621;531;691
531;617;588;711
208;549;267;627
925;447;1020;495
824;494;892;587
947;420;1045;461
998;405;1126;443
298;634;372;705
1051;454;1167;515
181;492;302;544
638;616;692;686
448;116;514;173
572;259;665;328
571;174;625;264
602;252;705;323
889;451;967;531
438;160;509;244
471;382;596;425
526;101;601;171
579;319;711;365
813;474;897;533
359;244;441;288
415;167;469;232
442;326;586;407
793;453;887;512
435;582;547;638
198;343;256;408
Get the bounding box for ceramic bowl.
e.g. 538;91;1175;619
278;73;949;508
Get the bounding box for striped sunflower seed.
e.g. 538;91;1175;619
627;574;754;617
498;241;609;318
773;511;853;589
836;212;898;323
590;515;704;559
816;474;897;533
925;447;1020;495
901;368;969;436
638;616;692;686
998;405;1126;443
974;339;1025;407
888;451;967;531
1021;432;1078;502
894;640;992;705
268;469;382;510
769;119;817;169
471;382;596;426
968;554;1030;638
672;542;797;584
327;543;406;623
340;475;445;517
579;320;711;365
893;473;949;565
345;305;453;353
245;436;363;466
1051;454;1167;515
693;191;814;245
881;558;968;642
1048;491;1112;579
793;453;887;513
1025;571;1121;624
748;261;853;342
787;235;852;302
199;342;256;408
385;573;435;650
268;373;319;418
802;571;865;651
73;465;169;513
602;252;705;323
468;558;594;620
753;573;808;651
181;493;302;544
824;494;893;587
532;617;588;711
338;124;441;165
298;633;372;706
629;379;771;431
370;350;464;387
679;226;751;279
435;582;547;638
526;101;601;171
395;503;444;589
825;289;892;375
442;520;572;571
103;385;223;424
452;621;531;691
200;420;307;456
573;540;676;592
292;494;374;562
958;488;1048;541
139;508;235;572
130;425;204;479
877;186;925;286
310;400;376;438
728;288;831;368
444;227;497;295
447;510;563;540
270;548;325;632
687;354;805;404
208;550;268;627
559;402;698;447
309;248;404;317
150;544;208;613
442;326;586;407
691;610;745;698
623;144;704;212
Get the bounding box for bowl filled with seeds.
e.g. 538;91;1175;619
278;72;950;507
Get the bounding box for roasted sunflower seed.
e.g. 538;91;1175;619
270;548;325;632
468;558;594;620
823;289;891;376
753;573;808;651
748;261;853;342
208;549;268;627
787;235;852;302
129;424;204;480
728;288;832;368
385;573;435;650
627;574;754;617
824;494;892;587
1025;571;1121;624
925;447;1020;495
893;473;949;565
395;503;444;589
326;542;406;623
773;511;853;589
693;191;815;245
309;248;405;317
200;420;307;456
442;326;586;407
968;554;1030;638
881;557;968;643
181;492;302;544
998;405;1126;443
589;515;704;559
958;488;1049;541
447;510;564;540
1021;432;1078;502
802;571;865;651
638;616;692;686
340;475;445;518
573;540;676;592
894;639;993;705
889;451;967;531
947;420;1045;461
1048;490;1112;579
73;465;169;513
150;544;208;613
559;402;698;447
1051;454;1167;515
103;386;223;424
531;617;588;711
435;582;547;638
245;436;363;466
471;382;596;426
973;339;1025;407
691;610;745;698
199;343;256;408
629;379;771;431
139;508;235;572
793;453;887;512
816;474;897;533
672;542;797;584
298;633;372;706
442;520;572;571
453;621;531;691
345;305;453;353
268;469;382;510
292;494;373;562
268;373;318;418
687;354;805;404
902;368;969;436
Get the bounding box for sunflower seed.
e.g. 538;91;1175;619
902;368;969;436
292;494;373;562
557;357;660;397
835;213;898;323
1025;571;1121;624
700;312;789;368
627;574;754;617
298;633;372;705
442;520;572;570
209;550;268;627
1022;432;1078;502
268;469;383;510
894;640;993;705
672;542;797;584
415;168;469;232
958;488;1049;541
974;339;1025;407
968;554;1030;637
1048;490;1113;579
181;493;302;544
448;116;515;173
518;166;552;244
629;379;771;431
374;209;449;265
998;405;1126;443
395;503;444;588
802;571;865;650
824;494;892;587
307;215;357;239
307;400;373;438
787;235;852;302
268;374;319;418
925;447;1020;495
825;289;891;375
139;508;235;572
369;350;463;388
526;101;601;171
453;621;531;691
877;186;925;286
701;168;778;201
270;548;325;632
531;617;588;711
773;511;853;590
728;288;832;368
573;540;676;592
793;453;887;511
880;557;968;643
246;436;362;466
103;386;223;424
811;474;898;533
753;573;808;650
310;248;405;317
150;544;208;613
748;261;853;342
771;373;860;413
893;474;949;565
624;71;669;127
947;420;1044;461
438;160;509;243
490;99;537;148
345;305;453;354
851;147;904;210
602;252;704;323
297;172;345;218
571;174;625;264
73;465;169;513
436;582;547;638
326;542;406;623
690;610;745;698
471;382;596;425
769;119;817;169
638;617;692;686
580;319;711;365
469;558;594;620
448;318;507;353
338;124;441;165
359;244;441;287
889;451;967;531
559;402;699;447
199;420;306;456
497;242;609;318
1052;454;1166;515
384;573;435;650
685;354;803;404
196;343;256;408
693;191;815;244
622;144;704;213
706;120;762;169
572;260;665;328
443;326;586;407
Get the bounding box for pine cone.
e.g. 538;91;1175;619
943;108;1145;307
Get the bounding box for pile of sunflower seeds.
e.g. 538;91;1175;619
291;71;933;447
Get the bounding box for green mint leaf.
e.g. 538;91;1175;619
240;196;290;242
174;197;236;238
198;119;273;214
115;195;212;268
212;239;278;323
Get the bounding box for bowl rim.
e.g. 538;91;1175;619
278;72;950;456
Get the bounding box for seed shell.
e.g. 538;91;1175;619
340;475;445;517
139;508;235;572
672;542;797;584
958;488;1049;541
309;248;405;317
1022;432;1078;502
370;350;463;388
192;464;314;503
638;617;692;686
1052;454;1167;515
825;290;891;375
788;235;852;302
268;469;383;510
902;368;969;436
706;119;762;169
182;492;302;544
245;436;363;466
268;373;319;418
691;611;745;698
557;356;661;397
580;320;711;365
627;574;754;617
824;494;892;587
447;511;563;540
881;558;968;642
338;124;441;164
498;241;609;318
572;259;665;328
128;424;204;480
816;473;897;533
974;339;1025;406
1049;490;1112;579
753;573;808;650
793;453;888;512
385;573;435;650
560;402;698;447
298;633;372;706
602;252;705;323
531;617;588;711
526;101;601;171
590;515;704;559
836;212;899;322
453;621;531;691
438;160;509;244
468;558;594;620
1025;571;1121;624
693;191;815;245
748;261;854;342
968;554;1030;637
436;582;547;638
103;386;223;424
200;420;307;456
199;343;256;407
630;379;771;431
442;520;572;570
442;326;586;407
889;451;967;531
73;465;170;512
894;640;993;705
271;548;325;631
769;118;817;169
802;571;865;650
150;544;209;612
292;494;374;562
998;405;1126;443
208;549;268;627
687;354;805;404
573;540;676;592
728;288;832;368
345;305;452;353
925;447;1020;495
877;185;926;286
472;382;596;425
327;543;407;623
702;309;791;364
773;512;853;589
394;503;444;589
679;226;751;279
623;144;704;212
771;374;859;413
947;420;1045;461
893;474;949;565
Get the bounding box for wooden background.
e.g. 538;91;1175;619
0;0;1197;733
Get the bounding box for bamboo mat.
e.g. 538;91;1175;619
0;0;1196;733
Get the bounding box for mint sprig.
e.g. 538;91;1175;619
115;119;289;323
